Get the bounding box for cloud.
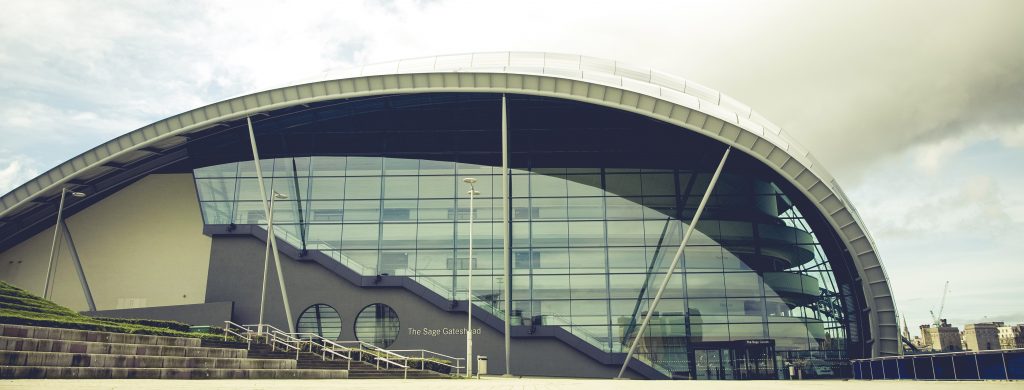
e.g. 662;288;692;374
0;156;40;193
3;0;1022;184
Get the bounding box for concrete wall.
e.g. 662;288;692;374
83;301;233;327
206;235;642;379
0;174;212;312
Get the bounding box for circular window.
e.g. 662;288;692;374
296;304;342;340
354;303;400;348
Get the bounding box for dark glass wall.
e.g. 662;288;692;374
192;93;861;378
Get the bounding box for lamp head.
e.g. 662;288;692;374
462;177;477;184
69;191;86;198
467;190;480;196
272;191;288;200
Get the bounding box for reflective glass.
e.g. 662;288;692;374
195;151;854;378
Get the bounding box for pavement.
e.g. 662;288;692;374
1;378;1022;389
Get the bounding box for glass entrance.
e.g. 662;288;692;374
692;340;777;380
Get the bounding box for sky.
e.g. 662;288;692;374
1;0;1022;330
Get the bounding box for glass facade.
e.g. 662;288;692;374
190;93;862;379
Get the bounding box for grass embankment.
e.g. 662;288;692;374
0;280;227;341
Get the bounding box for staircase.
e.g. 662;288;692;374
0;323;347;379
202;339;450;379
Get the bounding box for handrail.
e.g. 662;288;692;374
223;320;253;349
389;349;465;372
230;322;461;377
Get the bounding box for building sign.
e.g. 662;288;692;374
408;327;483;337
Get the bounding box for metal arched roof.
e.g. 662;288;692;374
0;51;899;356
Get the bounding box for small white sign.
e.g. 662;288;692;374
408;327;483;337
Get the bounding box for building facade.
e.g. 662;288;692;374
0;52;899;379
964;323;1002;351
920;320;963;352
998;324;1023;349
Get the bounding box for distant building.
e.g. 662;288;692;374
997;324;1024;349
964;322;1001;351
920;320;962;352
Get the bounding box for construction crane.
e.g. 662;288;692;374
929;281;950;327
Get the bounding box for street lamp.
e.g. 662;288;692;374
258;190;288;334
462;177;480;378
43;188;86;299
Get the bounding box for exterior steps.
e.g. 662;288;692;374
0;324;346;379
0;336;246;359
0;366;345;379
201;339;452;379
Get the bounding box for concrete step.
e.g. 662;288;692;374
0;324;199;348
0;336;246;359
0;350;295;370
0;366;348;379
347;369;448;379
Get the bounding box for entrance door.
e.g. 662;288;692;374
692;340;777;380
695;349;726;379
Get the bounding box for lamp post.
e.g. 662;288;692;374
258;190;288;334
462;177;480;378
43;188;86;299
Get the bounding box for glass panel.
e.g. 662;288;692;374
196;178;236;201
310;156;347;176
419;175;455;198
354;303;400;348
345;177;381;199
605;174;642;197
383;176;418;198
530;173;568;197
342;224;379;249
566;175;603;197
310;177;345;199
343;200;380;222
383;158;419;175
346;157;382;176
568;197;604;220
296;304;342;340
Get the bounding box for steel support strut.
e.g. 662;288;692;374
247;117;295;333
60;220;95;311
501;94;513;376
616;147;731;378
43;189;68;299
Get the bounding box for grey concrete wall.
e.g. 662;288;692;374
83;301;233;327
205;235;642;379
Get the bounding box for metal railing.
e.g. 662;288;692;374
223;320;253;350
390;349;465;376
222;321;461;378
852;348;1024;380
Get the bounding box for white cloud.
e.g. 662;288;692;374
913;137;969;175
0;156;39;193
999;123;1024;149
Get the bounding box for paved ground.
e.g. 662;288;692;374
1;378;1021;389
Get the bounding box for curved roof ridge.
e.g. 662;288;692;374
261;51;811;167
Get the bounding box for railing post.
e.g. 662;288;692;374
974;354;980;380
1002;351;1009;380
912;356;918;380
951;355;957;380
930;356;935;380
